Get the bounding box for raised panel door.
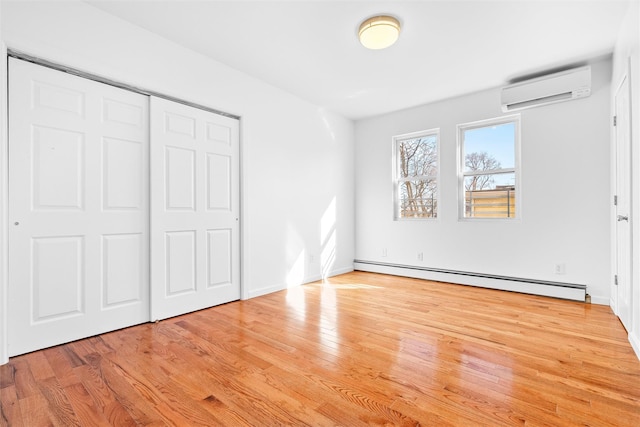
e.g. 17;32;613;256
150;97;240;320
8;58;150;356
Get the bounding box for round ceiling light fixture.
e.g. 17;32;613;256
358;15;401;50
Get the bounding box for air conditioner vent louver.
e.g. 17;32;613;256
501;66;591;112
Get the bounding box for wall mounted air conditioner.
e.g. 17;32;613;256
501;66;591;112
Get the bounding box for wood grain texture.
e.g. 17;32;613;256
1;271;639;426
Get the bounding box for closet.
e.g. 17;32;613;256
7;58;240;356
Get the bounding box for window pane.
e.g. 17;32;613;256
463;122;515;172
463;171;515;192
398;135;437;178
464;173;516;218
399;180;437;218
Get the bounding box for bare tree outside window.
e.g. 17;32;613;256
459;117;519;219
464;151;500;191
394;131;438;219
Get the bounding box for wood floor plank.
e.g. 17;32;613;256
0;364;15;390
71;363;138;427
164;329;328;425
43;347;83;389
37;376;82;427
1;271;639;425
161;342;313;426
89;354;166;426
24;351;55;382
0;385;22;427
10;359;40;400
63;382;112;427
17;393;54;427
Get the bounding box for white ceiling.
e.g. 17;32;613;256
87;0;630;120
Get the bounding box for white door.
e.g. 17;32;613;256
614;73;632;332
8;58;150;356
150;97;240;320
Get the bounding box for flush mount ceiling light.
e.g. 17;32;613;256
358;15;401;50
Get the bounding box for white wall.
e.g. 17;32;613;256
355;57;612;304
612;0;640;358
0;0;355;363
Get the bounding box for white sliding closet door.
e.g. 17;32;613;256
150;97;240;320
8;58;150;356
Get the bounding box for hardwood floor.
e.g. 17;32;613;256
1;271;639;426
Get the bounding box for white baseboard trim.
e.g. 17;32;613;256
589;295;610;306
246;265;354;299
354;260;587;302
630;332;640;361
247;283;285;299
325;265;355;277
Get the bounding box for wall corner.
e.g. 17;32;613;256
1;39;9;364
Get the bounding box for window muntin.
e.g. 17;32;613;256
458;117;520;219
394;130;439;219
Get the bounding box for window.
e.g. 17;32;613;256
393;129;439;219
458;116;520;219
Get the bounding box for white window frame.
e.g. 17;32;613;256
393;128;440;220
457;115;521;220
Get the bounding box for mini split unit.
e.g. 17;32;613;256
501;66;591;112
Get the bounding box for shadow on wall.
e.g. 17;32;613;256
286;197;337;288
321;197;337;280
318;107;338;143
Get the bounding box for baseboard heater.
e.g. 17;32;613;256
354;260;587;302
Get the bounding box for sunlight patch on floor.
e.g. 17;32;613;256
314;282;383;290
